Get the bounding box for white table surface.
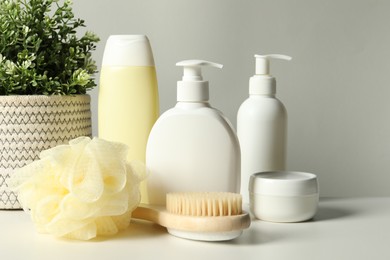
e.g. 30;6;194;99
1;197;389;260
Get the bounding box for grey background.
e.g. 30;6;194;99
73;0;390;197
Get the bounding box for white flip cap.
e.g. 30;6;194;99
102;35;155;66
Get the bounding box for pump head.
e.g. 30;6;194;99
176;60;223;81
250;54;292;95
176;60;223;102
255;54;292;75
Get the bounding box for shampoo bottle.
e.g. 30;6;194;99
146;60;240;205
98;35;159;203
237;54;291;204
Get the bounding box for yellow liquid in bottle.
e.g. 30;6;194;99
98;66;159;203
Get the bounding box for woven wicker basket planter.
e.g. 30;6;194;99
0;95;92;209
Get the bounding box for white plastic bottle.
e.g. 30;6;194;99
98;35;159;203
237;54;292;204
146;60;240;205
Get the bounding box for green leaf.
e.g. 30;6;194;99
0;0;99;95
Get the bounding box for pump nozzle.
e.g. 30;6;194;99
249;54;292;95
176;59;223;102
176;60;223;81
255;54;292;75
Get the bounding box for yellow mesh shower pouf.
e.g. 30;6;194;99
7;137;146;240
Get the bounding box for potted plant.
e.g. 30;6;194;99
0;0;99;209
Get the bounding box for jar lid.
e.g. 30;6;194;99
249;171;319;196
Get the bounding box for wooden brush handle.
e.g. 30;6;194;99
132;205;251;233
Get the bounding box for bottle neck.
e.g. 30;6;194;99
175;101;210;109
250;93;275;98
249;75;276;95
177;81;209;102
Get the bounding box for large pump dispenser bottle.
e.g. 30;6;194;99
146;60;240;206
98;35;159;203
237;54;291;204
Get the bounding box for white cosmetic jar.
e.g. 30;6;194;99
249;171;319;222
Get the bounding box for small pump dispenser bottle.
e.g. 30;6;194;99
98;35;159;203
146;60;240;206
237;54;291;204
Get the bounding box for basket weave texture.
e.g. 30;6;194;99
0;95;92;209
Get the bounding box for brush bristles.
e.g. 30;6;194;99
166;192;242;217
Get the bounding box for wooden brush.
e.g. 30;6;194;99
132;192;251;241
